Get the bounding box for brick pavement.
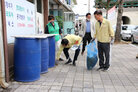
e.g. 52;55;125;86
1;44;138;92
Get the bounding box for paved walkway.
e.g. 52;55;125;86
1;44;138;92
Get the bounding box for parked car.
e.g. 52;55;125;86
131;26;138;43
121;25;136;40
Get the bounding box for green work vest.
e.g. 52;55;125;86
47;22;60;42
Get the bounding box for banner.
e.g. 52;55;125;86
5;0;35;43
108;6;116;21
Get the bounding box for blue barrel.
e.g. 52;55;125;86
41;38;49;73
14;38;41;82
48;36;55;68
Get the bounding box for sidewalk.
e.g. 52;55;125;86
1;44;138;92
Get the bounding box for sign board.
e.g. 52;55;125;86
108;6;116;21
5;0;36;43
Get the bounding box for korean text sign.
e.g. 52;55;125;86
5;0;35;43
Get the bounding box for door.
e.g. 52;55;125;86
64;12;75;35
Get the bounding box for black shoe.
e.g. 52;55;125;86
81;51;84;55
73;62;76;66
136;55;138;59
103;67;109;71
55;60;58;65
59;58;64;61
97;67;104;71
65;59;72;64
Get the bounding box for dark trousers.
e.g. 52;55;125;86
82;33;92;52
98;42;110;68
63;48;80;63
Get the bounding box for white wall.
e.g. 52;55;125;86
35;0;44;34
102;8;138;26
123;11;138;25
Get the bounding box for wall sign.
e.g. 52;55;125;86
5;0;35;43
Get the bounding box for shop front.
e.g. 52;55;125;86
0;0;49;84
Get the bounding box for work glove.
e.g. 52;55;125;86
77;45;80;49
90;38;95;43
110;37;114;45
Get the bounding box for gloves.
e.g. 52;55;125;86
110;37;114;45
90;38;95;43
77;45;80;49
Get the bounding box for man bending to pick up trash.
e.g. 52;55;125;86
56;34;82;66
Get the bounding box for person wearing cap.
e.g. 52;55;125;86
45;15;63;61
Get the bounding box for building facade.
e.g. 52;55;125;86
0;0;77;87
94;0;138;8
49;0;77;35
0;0;49;86
94;0;138;25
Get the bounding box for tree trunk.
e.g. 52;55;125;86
115;0;124;42
106;0;110;19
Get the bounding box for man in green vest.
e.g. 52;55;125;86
45;15;61;41
45;15;63;61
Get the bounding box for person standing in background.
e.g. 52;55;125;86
45;15;63;61
93;10;114;71
81;13;95;55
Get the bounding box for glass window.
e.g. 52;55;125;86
134;26;138;30
50;10;54;15
58;10;62;16
69;14;72;21
122;25;135;30
127;26;135;30
122;26;128;30
64;13;69;21
27;0;34;4
37;0;42;13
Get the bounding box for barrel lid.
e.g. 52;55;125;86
12;34;57;38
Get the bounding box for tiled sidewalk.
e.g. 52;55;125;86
1;44;138;92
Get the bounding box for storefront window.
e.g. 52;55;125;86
64;13;74;21
69;13;73;21
64;13;69;21
58;10;62;16
50;10;62;17
50;11;54;15
37;0;42;13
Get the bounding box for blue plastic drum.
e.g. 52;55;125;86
41;38;49;73
14;38;41;82
48;36;55;68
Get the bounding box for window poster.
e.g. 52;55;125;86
5;0;36;43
